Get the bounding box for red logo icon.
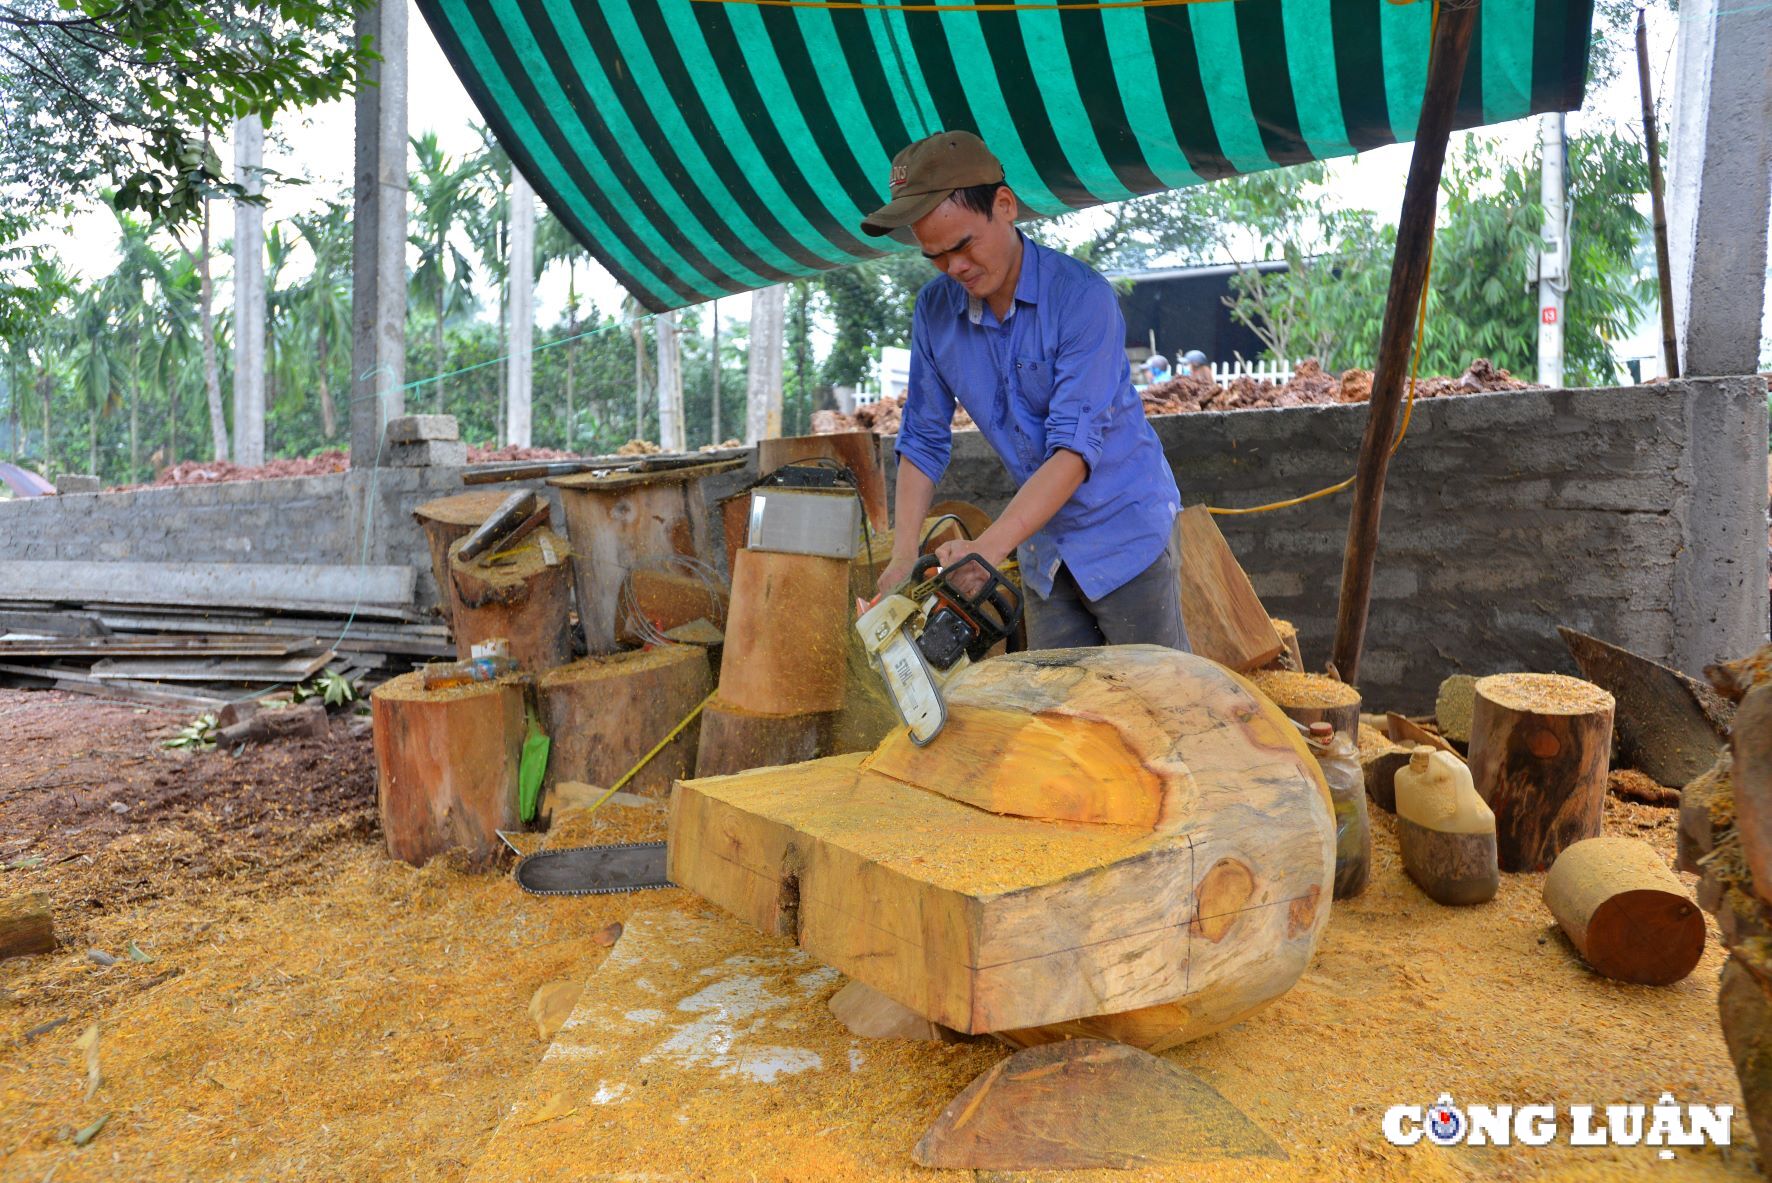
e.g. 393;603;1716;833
1541;307;1558;325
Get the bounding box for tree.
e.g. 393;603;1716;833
407;132;478;411
184;194;230;461
0;1;370;322
289;201;352;440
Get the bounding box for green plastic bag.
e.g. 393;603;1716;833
518;711;551;823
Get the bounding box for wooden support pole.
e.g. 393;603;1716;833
1329;3;1478;685
1637;8;1679;380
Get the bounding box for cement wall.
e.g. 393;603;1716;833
2;377;1765;711
913;375;1770;710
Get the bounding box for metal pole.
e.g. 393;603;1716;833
1536;111;1567;388
711;299;721;445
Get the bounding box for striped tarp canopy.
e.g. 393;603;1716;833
418;0;1594;313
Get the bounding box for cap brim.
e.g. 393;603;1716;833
860;188;951;237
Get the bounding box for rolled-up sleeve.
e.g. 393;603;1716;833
1042;277;1125;475
895;298;956;485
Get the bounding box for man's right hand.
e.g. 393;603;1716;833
876;553;918;599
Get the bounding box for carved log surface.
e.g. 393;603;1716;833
669;646;1334;1044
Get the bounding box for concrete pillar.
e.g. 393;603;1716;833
656;309;686;452
1535;113;1567;388
506;167;535;448
745;284;786;444
349;0;408;467
231;115;266;467
1666;0;1772;377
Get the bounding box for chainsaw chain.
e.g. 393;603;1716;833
512;840;675;897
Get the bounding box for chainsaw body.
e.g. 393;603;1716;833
856;553;1022;746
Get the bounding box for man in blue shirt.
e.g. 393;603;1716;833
860;131;1189;652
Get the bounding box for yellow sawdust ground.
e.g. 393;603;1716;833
0;791;1753;1182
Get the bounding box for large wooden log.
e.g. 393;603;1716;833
446;529;574;672
414;490;533;625
1544;835;1705;985
1468;673;1615;872
716;548;849;716
1730;684;1772;907
372;671;525;866
670;647;1334;1046
550;462;735;655
0;892;55;959
694;697;833;778
1719;957;1772;1153
538;646;711;802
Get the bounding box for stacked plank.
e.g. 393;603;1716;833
0;560;441;710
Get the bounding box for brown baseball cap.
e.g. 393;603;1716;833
860;131;1005;237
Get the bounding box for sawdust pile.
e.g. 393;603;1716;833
816;358;1533;436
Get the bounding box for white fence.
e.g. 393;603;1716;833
1209;357;1294;387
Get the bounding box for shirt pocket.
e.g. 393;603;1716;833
1013;355;1054;416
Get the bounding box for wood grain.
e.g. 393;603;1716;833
1544;835;1705;984
446;529;574;672
716;549;849;715
538;646;710;802
1174;507;1282;671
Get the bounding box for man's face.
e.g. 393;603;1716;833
910;187;1020;301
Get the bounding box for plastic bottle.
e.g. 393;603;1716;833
1393;746;1499;906
1306;722;1370;899
420;654;519;691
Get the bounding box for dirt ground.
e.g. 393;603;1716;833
0;687;1754;1182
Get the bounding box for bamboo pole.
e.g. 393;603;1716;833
1637;7;1679;381
1330;2;1479;685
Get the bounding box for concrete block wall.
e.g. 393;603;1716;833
915;375;1769;711
1;377;1764;711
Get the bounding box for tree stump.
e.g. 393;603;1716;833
414;490;543;625
616;566;729;647
1468;672;1614;872
1358;723;1412;813
0;892;55;959
694;697;834;778
446;528;574;672
1729;684;1772;907
717;548;849;715
1543;835;1705;984
671;646;1334;1046
372;671;525;866
550;462;732;655
538;646;711;802
1249;670;1361;744
1719;957;1772;1153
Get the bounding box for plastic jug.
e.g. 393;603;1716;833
1305;722;1370;899
1394;747;1499;906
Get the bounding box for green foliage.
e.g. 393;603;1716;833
162;712;217;750
294;669;358;707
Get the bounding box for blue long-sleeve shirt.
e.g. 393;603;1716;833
896;234;1181;600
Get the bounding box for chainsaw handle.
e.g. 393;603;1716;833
912;552;1024;656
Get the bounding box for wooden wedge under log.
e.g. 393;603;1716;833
372;671;525;866
539;646;711;802
413;490;541;624
670;646;1334;1045
1251;670;1361;744
694;697;834;778
717;548;849;716
828;979;967;1043
446;529;574;671
1544;836;1705;985
1468;673;1614;873
1174;507;1283;671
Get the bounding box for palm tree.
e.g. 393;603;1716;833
408;132;478;411
537;208;590;450
146;252;202;467
290;200;352;439
105;211;171;481
69;287;120;477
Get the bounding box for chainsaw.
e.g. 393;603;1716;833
856;553;1023;747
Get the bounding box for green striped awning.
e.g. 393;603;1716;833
418;0;1594;312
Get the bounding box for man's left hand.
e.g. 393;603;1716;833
933;536;1009;597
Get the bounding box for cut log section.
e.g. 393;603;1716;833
1250;670;1361;743
550;462;735;655
912;1038;1284;1170
1678;752;1732;875
757;431;888;532
215;701;329;748
694;697;833;778
0;892;55;959
1543;835;1705;985
1561;626;1732;787
827;979;967;1043
372;671;525;866
1468;673;1614;873
1434;675;1478;746
616;566;729;646
538;646;711;802
446;529;574;672
716;548;849;716
1731;685;1772;908
1719;957;1772;1153
1266;618;1304;671
414;491;541;625
670;646;1334;1045
1174;507;1283;671
1358;724;1412;813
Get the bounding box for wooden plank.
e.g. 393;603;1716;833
0;635;318;658
87;651;334;683
1559;626;1731;787
1174;506;1282;671
0;609;107;637
1386;712;1464;762
0;561;414;610
50;677;229;710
